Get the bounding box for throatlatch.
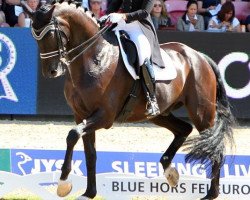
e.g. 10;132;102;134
141;58;160;117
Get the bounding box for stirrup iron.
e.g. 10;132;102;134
145;92;160;117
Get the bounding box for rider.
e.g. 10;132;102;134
104;0;165;117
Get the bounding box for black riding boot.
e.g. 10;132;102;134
141;58;160;117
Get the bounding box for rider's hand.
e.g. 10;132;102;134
99;15;110;27
108;13;126;24
99;15;109;23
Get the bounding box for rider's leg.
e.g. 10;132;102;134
141;58;160;116
122;22;160;116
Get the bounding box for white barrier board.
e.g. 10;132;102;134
1;171;250;199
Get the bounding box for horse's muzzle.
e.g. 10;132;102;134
43;63;66;78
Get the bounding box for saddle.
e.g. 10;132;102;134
114;30;177;81
119;30;138;71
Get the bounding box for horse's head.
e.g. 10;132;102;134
22;2;88;78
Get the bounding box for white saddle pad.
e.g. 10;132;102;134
115;30;177;81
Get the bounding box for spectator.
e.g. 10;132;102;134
177;0;205;32
245;15;250;32
207;1;241;32
151;0;172;30
83;0;110;11
82;0;88;9
0;6;10;27
1;0;18;26
88;0;104;19
17;0;39;27
198;0;225;29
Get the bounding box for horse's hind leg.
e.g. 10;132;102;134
185;88;223;200
200;161;220;200
150;113;193;186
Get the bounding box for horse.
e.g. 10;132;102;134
22;1;234;199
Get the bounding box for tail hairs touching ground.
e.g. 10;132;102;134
183;53;235;176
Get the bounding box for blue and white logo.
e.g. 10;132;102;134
218;52;250;99
11;150;250;178
0;29;38;114
0;33;18;102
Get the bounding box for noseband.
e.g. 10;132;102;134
31;17;110;67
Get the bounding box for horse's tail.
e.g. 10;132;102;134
184;53;235;173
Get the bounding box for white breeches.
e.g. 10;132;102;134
114;21;152;66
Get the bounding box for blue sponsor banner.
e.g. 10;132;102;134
0;28;38;114
11;149;250;178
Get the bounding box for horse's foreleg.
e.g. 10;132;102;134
81;132;97;199
57;128;80;197
150;113;193;187
76;111;114;199
57;109;114;198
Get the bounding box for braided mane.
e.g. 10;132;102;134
50;0;82;7
34;0;99;29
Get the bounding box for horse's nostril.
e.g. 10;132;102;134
50;70;57;76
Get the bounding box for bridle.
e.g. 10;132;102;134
31;16;111;67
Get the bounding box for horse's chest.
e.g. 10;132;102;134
65;80;105;117
64;81;90;116
65;90;91;117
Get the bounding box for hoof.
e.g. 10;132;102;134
57;179;72;197
76;196;92;200
164;166;179;187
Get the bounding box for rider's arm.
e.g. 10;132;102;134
124;0;154;23
105;0;123;14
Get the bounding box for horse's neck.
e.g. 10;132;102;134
70;20;99;47
67;39;117;94
68;16;119;82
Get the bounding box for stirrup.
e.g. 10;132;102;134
145;97;160;117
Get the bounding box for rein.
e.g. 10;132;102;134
31;17;111;67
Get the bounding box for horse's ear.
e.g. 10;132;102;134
43;5;56;22
21;2;56;22
20;1;35;19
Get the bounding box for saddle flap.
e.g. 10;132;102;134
119;31;138;67
153;49;177;81
115;30;177;81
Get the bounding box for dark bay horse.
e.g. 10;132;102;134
22;1;234;199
